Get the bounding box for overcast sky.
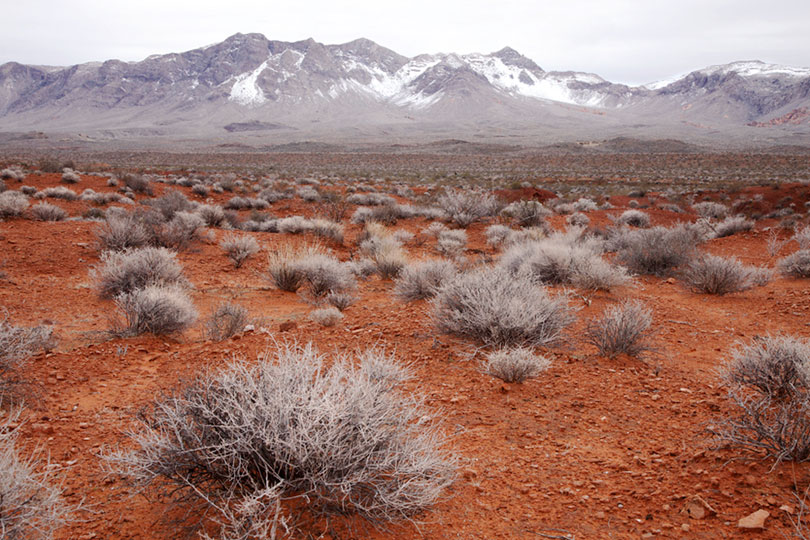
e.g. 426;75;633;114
3;0;809;85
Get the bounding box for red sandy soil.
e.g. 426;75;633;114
2;171;810;539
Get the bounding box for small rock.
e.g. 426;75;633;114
681;495;716;520
681;523;690;532
780;504;794;514
279;321;297;332
243;324;255;332
31;423;54;435
738;509;769;529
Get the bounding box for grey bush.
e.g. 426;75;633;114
713;336;810;463
680;254;761;295
394;260;457;301
204;302;249;341
122;174;152;195
482;347;550;383
220;234;260;268
0;414;71;539
437;189;500;227
692;201;728;219
0;191;29;219
114;286;197;336
0;313;53;405
309;306;343;326
713;216;754;238
37;187;78;201
615;225;699;276
31;202;67;222
616;209;650;228
325;291;357;311
107;343;455;538
584;299;654;359
431;266;575;348
60;170;80;184
147;190;193;220
436;229;467;258
94;247;188;298
196;204;226;227
779;250;810;278
95;213;151;252
295;253;357;297
500;200;551;227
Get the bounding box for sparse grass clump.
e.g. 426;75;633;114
114;286;197;336
95;213;151;251
482;347;550;383
60;169;80;184
94;247;188;298
692;201;728;219
713;216;754;238
778;250;810;278
431;267;575;348
584;299;654;359
31;202;67;222
500;200;551;227
680;254;763;295
204;302;249;341
394;260;457;301
0;414;71;539
713;336;810;463
107;343;455;538
436;229;466;258
437;189;499;227
220;233;259;268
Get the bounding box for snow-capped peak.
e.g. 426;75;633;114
702;60;810;78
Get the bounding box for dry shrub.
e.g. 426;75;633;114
614;225;699;276
779;250;810;278
60;170;80;184
220;234;260;268
31;202;67;222
680;254;763;295
0;312;53;405
616;209;650;228
309;307;343;326
692;201;728;219
147;189;193;220
431;267;575;348
324;291;356;311
94;247;188;298
482;347;550;383
436;230;466;258
584;300;654;359
713;216;754;238
122;174;152;195
500;200;551;227
106;343;455;538
114;286;197;336
394;260;457;301
713;336;810;463
0;191;29;219
437;189;499;227
0;413;72;539
95;213;151;251
204;302;249;341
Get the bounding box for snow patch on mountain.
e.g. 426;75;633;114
702;60;810;78
229;60;269;105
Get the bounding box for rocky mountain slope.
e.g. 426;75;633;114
0;33;808;146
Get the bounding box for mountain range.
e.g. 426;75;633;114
1;33;809;148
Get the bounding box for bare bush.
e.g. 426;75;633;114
482;347;550;383
437;189;500;227
267;246;308;292
616;209;650;228
310;219;344;244
309;306;343;326
584;300;654;359
614;225;699;276
60;170;80;184
106;343;455;538
1;313;53;405
436;229;467;258
196;204;226;227
220;234;260;268
36;187;78;201
485;224;512;248
95;213;151;251
692;201;728;219
0;414;71;539
147;190;193;220
325;291;356;311
0;191;29;219
114;286;197;336
296;254;357;297
680;254;761;295
779;250;810;278
93;247;188;298
30;202;67;222
204;302;249;341
122;174;152;195
794;226;810;250
500;200;551;227
431;267;575;348
154;211;206;251
713;336;810;463
394;260;457;301
714;216;754;238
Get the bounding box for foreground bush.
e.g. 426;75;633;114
431;267;575;348
614;225;699;276
395;260;457;301
31;202;67;222
0;191;29;219
680;254;767;295
220;233;260;268
0;414;71;539
113;286;197;336
95;213;151;251
713;336;810;463
94;247;188;298
482;347;550;383
584;300;654;359
778;249;810;278
0;313;53;405
107;343;455;538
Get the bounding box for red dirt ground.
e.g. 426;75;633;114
2;171;810;539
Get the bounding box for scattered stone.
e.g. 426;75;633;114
738;509;769;529
279;321;297;332
780;504;794;514
681;495;716;520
